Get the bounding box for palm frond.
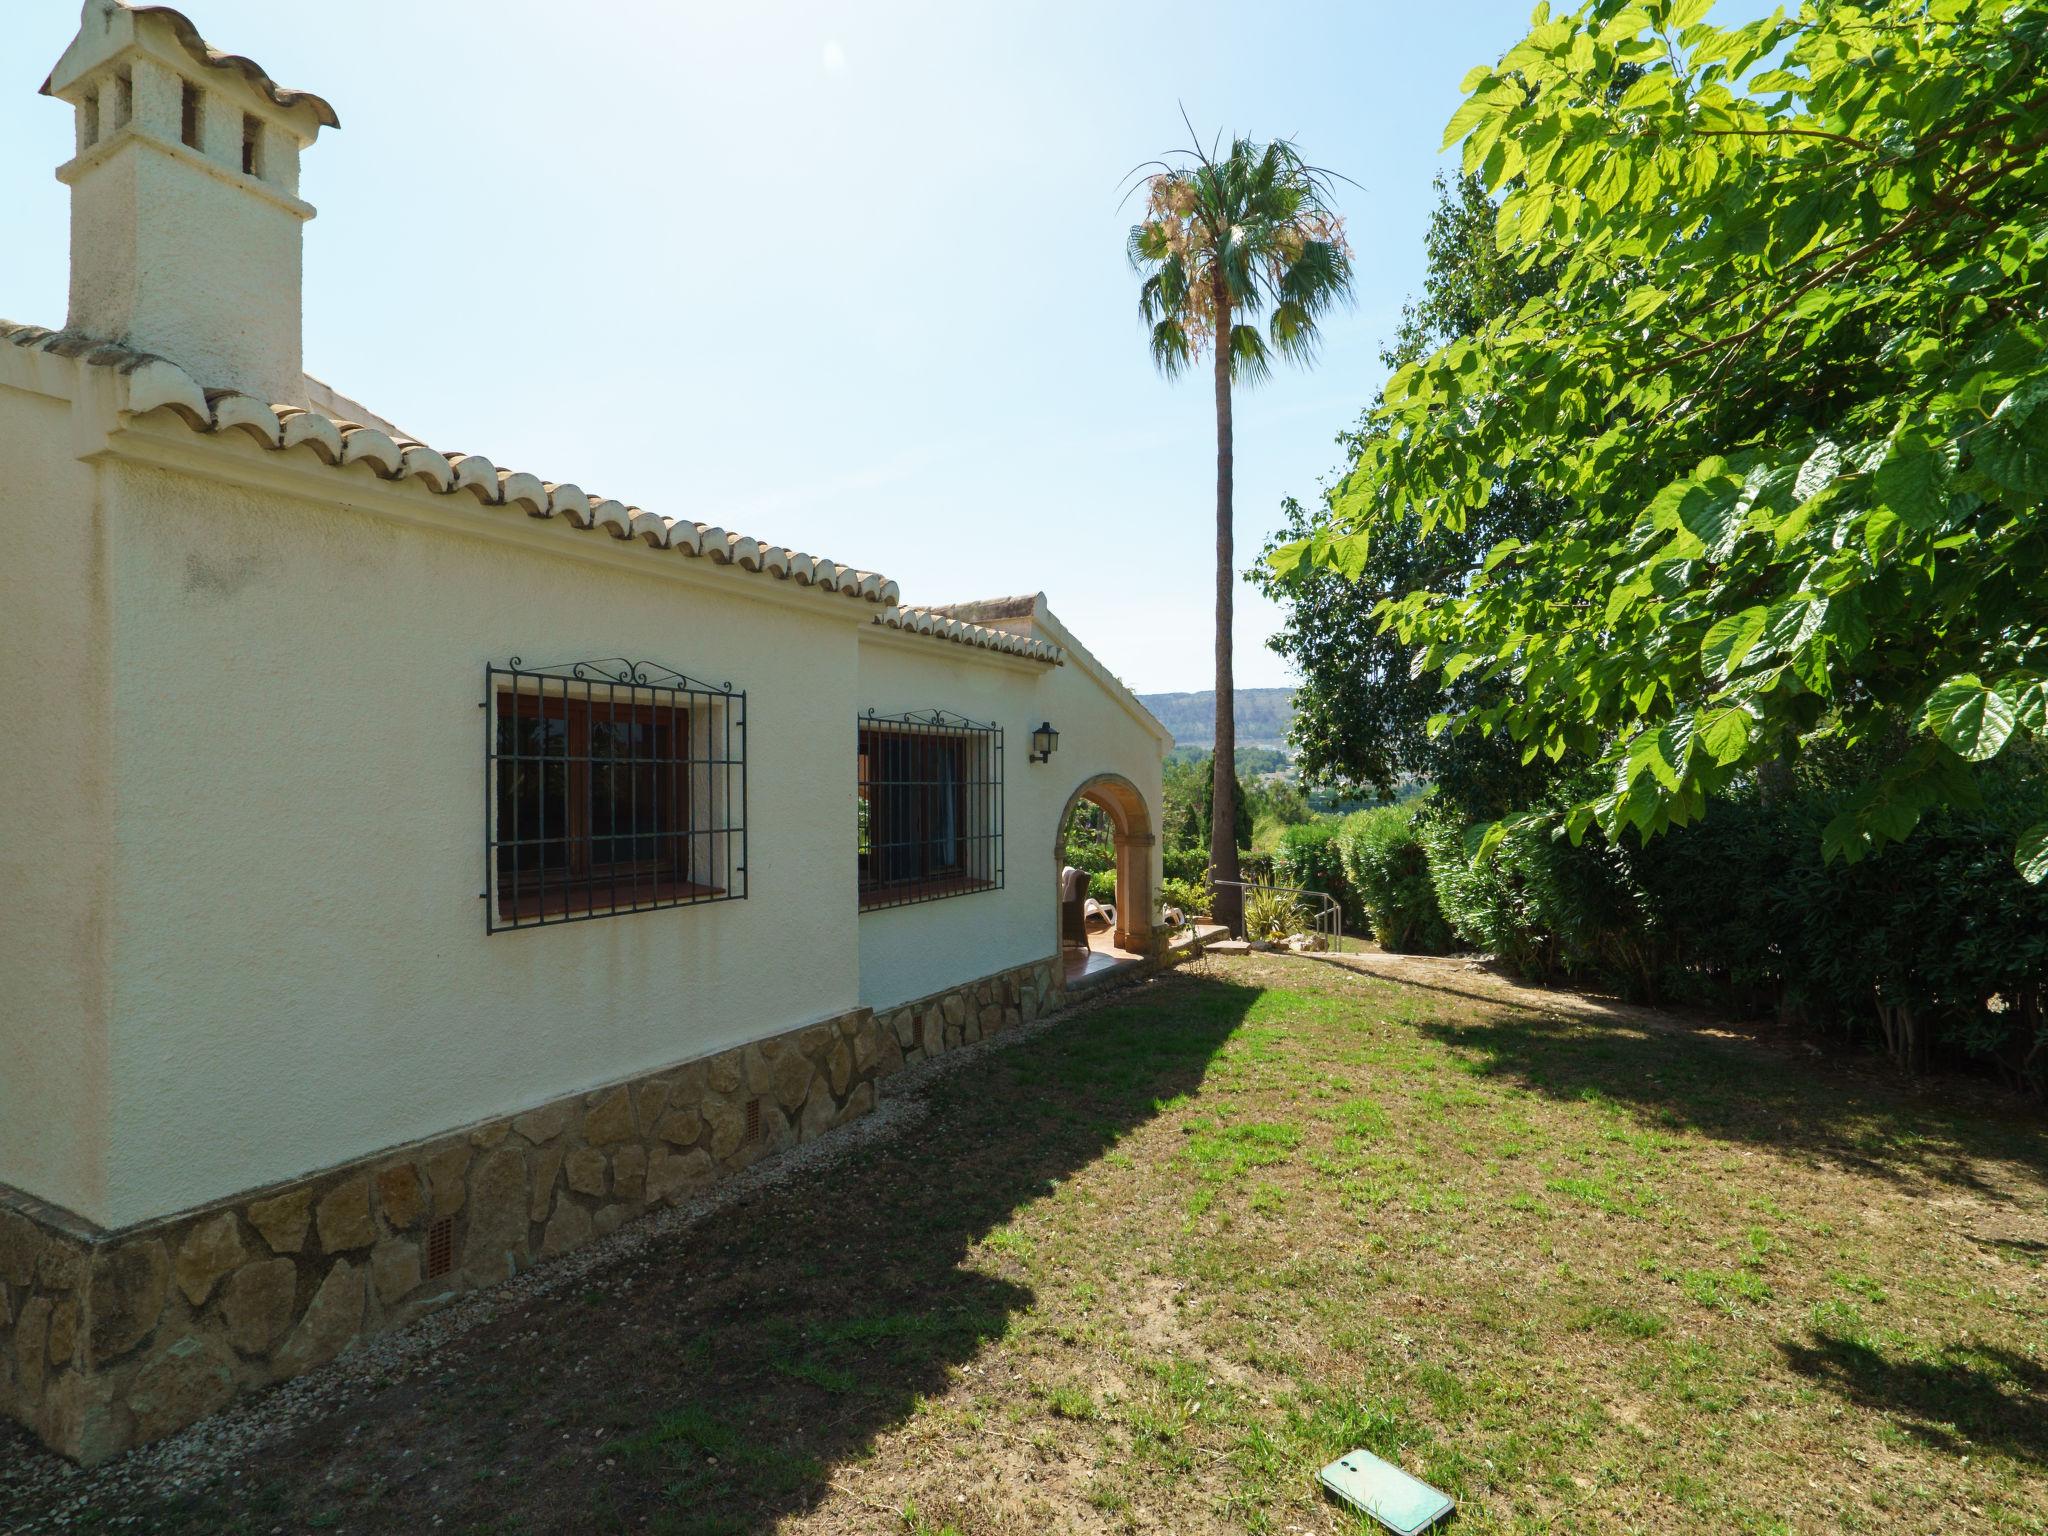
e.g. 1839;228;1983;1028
1279;239;1354;315
1150;318;1194;378
1228;323;1272;386
1124;124;1354;385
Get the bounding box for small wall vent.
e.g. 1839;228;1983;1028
745;1097;762;1144
426;1215;455;1279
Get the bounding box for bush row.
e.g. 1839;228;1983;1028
1411;781;2047;1093
1258;780;2046;1093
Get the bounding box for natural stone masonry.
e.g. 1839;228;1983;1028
0;954;1066;1465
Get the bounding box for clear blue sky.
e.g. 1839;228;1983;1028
5;0;1567;692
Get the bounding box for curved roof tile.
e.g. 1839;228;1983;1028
872;606;1065;665
1;320;1063;660
41;4;341;128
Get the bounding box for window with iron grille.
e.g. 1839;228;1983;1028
857;710;1003;910
486;658;745;932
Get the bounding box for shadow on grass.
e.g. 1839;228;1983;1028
1780;1332;2048;1468
80;975;1259;1536
1413;1004;2048;1202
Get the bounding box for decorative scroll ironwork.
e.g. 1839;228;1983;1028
856;708;1004;912
485;657;746;933
505;656;734;695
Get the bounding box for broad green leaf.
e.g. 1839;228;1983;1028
1873;430;1949;528
1263;538;1314;581
1678;482;1742;562
1919;674;2016;761
1468;820;1509;866
1759;593;1827;656
1623;726;1676;789
2018;823;2048;884
1441;91;1500;151
1694;705;1753;764
1976;380;2048;497
1793;440;1841;504
2006;673;2048;736
1702;607;1766;678
1861;506;1901;560
1657;714;1696;784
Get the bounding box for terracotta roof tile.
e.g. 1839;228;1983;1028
1;320;1063;663
0;322;904;613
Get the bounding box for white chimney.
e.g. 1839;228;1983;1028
41;1;337;407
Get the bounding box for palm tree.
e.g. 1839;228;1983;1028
1128;129;1352;935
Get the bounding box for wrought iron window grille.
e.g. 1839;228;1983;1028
856;709;1004;912
485;657;746;933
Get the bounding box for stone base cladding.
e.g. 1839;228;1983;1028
877;955;1063;1066
0;956;1062;1465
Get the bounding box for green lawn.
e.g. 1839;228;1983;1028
18;954;2046;1534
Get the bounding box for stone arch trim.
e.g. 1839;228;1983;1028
1054;772;1156;955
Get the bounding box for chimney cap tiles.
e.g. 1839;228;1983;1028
42;1;337;134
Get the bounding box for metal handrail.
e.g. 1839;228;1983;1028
1209;879;1343;951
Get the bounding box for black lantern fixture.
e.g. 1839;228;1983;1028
1029;721;1059;763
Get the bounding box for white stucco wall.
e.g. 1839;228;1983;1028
90;448;869;1228
1;369;1165;1231
0;381;112;1220
854;623;1166;1013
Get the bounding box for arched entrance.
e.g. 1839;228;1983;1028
1054;772;1156;973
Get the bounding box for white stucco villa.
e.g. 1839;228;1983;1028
0;2;1172;1463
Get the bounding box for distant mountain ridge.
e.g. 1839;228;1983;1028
1136;688;1295;748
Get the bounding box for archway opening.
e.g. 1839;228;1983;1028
1054;774;1154;986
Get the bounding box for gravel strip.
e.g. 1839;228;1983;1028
0;969;1162;1530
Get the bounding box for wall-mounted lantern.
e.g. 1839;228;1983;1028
1029;721;1059;764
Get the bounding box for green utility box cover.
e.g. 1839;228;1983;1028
1317;1449;1455;1535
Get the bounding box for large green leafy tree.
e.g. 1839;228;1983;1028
1128;133;1354;931
1274;0;2048;878
1255;174;1561;816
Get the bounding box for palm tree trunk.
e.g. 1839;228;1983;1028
1210;280;1243;936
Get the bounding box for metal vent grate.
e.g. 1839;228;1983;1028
426;1215;455;1279
745;1097;763;1144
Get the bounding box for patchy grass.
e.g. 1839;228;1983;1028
10;954;2046;1534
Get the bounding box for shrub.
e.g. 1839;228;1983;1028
1338;804;1451;953
1062;800;1116;875
1162;844;1210;883
1417;748;2048;1090
1417;805;1546;975
1087;869;1118;904
1271;820;1358;932
1158;876;1210;917
1242;887;1305;943
1743;772;2048;1089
